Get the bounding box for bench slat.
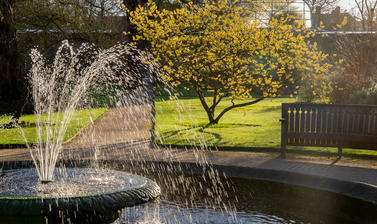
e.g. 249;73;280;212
281;103;377;157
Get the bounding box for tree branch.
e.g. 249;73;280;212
212;97;265;124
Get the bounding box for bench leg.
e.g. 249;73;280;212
330;147;343;165
338;147;342;159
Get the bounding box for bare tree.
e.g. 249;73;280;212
304;0;339;14
354;0;377;30
331;34;377;103
303;0;339;27
329;0;377;103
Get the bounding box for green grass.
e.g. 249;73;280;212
156;97;377;157
0;108;107;145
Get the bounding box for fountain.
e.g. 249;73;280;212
0;40;160;223
1;41;376;224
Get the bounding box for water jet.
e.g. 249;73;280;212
0;40;160;223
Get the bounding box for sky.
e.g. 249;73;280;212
338;0;360;12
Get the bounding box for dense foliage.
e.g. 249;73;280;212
127;0;333;124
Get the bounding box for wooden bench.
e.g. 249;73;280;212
280;103;377;159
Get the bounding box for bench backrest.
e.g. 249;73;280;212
281;103;377;150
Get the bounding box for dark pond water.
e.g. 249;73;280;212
115;173;377;224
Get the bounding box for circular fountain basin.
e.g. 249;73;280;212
0;168;160;224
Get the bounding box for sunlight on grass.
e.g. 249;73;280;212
156;97;295;148
0;108;107;145
156;97;377;157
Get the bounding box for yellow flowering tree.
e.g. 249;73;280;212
127;0;332;125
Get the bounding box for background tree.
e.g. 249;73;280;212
121;0;148;41
16;0;125;51
129;0;333;125
328;0;377;103
270;4;303;26
354;0;377;30
311;6;357;30
304;0;339;27
0;0;26;126
121;0;188;41
1;0;129;126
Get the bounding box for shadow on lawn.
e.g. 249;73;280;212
0;122;55;129
198;128;222;145
255;106;282;113
181;123;261;128
159;127;198;139
159;120;265;145
159;125;223;145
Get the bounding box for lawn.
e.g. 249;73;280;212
0;108;107;145
155;97;377;157
1;96;376;157
156;97;294;148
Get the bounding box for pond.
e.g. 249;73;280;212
116;172;377;224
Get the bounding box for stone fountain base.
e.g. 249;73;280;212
0;168;160;224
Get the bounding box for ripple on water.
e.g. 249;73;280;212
0;168;147;198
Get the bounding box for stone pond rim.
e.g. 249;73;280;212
0;168;161;224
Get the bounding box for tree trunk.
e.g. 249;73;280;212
194;86;266;126
195;89;216;124
0;0;26;126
